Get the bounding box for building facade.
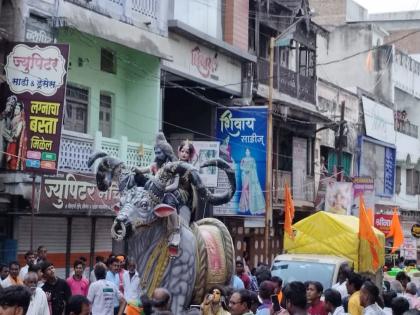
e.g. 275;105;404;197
0;0;166;276
311;0;420;262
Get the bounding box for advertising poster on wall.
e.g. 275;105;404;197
324;181;353;215
352;177;375;216
191;141;219;187
401;237;417;260
0;43;69;174
292;137;307;200
213;107;267;216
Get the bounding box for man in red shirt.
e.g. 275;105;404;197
236;261;251;290
307;281;327;315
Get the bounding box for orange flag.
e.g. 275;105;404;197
359;196;380;270
284;183;295;239
366;208;374;226
387;208;404;254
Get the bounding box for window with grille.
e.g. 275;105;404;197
64;85;88;133
395;166;401;194
99;93;112;138
101;48;116;74
406;168;420;195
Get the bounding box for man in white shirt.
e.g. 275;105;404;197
35;246;48;265
359;281;386;315
404;282;420;309
19;251;36;280
122;259;140;304
87;263;126;315
324;289;347;315
23;271;50;315
331;263;350;300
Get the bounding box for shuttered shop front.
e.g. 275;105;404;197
15;216;114;277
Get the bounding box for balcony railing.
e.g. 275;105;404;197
59;130;153;173
273;170;314;206
395;119;419;138
258;58;316;104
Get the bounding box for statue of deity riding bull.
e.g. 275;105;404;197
88;133;236;314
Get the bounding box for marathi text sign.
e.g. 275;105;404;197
40;173;119;214
214;107;267;216
352;177;374;217
374;213;393;234
1;43;68;174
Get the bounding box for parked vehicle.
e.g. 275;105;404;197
271;211;385;288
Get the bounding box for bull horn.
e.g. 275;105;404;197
87;151;108;168
161;159;236;205
88;152;124;192
197;158;235;205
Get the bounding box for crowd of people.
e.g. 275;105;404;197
0;248;420;315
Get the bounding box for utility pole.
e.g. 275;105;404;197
337;101;345;181
264;37;275;263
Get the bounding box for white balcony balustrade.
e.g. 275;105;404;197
59;130;153;173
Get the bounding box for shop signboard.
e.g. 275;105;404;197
359;137;396;197
411;224;420;238
352;177;374;216
162;35;242;94
362;96;395;145
1;43;69;174
39;172;119;214
214;107;267;216
25;16;54;44
374;213;393;234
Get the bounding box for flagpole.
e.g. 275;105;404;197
264;37;274;263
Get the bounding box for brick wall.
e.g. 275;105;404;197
386;30;420;55
224;0;249;51
309;0;347;26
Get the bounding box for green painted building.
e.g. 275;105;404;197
58;28;161;145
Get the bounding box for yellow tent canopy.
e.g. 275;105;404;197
284;211;385;273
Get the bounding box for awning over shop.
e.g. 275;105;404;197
57;1;172;61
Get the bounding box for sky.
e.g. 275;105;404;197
353;0;420;13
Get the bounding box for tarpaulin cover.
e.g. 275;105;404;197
284;211;385;273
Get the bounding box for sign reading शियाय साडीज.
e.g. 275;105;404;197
214;107;268;216
1;43;69;174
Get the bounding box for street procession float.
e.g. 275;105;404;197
88;133;236;314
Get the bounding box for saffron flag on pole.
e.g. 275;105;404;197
359;196;380;270
366;208;374;226
387;208;404;254
284;183;295;239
